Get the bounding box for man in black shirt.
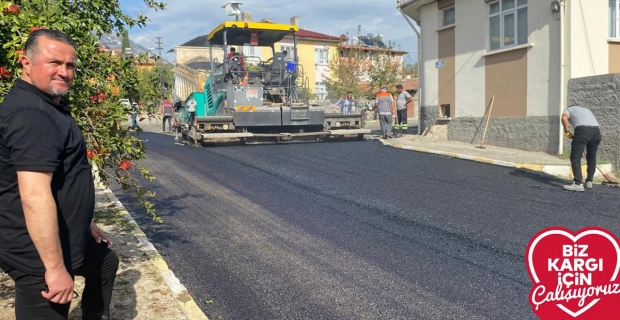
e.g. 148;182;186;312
0;30;118;319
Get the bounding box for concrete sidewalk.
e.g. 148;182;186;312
0;186;209;320
379;133;615;181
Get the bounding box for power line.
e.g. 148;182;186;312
155;36;166;101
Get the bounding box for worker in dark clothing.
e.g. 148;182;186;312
561;105;602;192
0;29;118;320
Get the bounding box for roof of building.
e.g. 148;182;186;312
397;0;434;22
295;29;342;41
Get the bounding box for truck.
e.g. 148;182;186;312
173;20;370;145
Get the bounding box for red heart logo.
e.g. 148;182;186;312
526;227;620;319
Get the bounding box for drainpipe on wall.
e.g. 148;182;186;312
558;0;566;155
399;9;423;135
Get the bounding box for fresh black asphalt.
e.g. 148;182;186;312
112;131;619;320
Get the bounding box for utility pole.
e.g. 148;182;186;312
155;36;165;104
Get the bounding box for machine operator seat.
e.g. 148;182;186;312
228;55;243;80
269;53;287;86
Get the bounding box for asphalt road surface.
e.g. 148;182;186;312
113;130;619;320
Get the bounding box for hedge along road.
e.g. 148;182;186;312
111;131;619;320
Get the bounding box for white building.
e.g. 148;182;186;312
398;0;620;154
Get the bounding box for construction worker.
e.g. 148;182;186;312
394;84;413;137
561;105;602;192
334;91;355;114
161;99;173;133
372;87;394;139
227;47;245;72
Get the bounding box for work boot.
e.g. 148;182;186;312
563;182;585;192
394;128;402;138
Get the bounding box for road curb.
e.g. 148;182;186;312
102;188;209;320
379;139;614;179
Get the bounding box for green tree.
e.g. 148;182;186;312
403;58;418;78
366;38;405;94
132;60;173;116
324;27;367;101
0;0;166;221
121;29;131;56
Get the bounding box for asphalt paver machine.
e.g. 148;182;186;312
174;21;370;145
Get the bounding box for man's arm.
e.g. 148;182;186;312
334;98;344;107
17;171;73;304
561;112;571;132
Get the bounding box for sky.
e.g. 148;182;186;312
119;0;420;64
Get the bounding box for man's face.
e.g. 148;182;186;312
347;93;353;99
396;87;403;93
21;37;77;99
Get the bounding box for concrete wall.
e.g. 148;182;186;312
527;0;561;117
420;2;439;107
296;39;317;95
609;41;620;73
447;116;560;154
420;105;440;133
454;0;485;117
567;0;610;78
567;74;620;170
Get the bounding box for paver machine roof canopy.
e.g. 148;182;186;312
207;21;298;46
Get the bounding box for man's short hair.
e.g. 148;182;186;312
230;47;236;52
380;86;387;91
24;29;76;59
396;84;403;89
347;91;352;95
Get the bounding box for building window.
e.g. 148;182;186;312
488;0;528;51
441;6;455;27
611;0;619;38
243;44;261;60
315;82;327;99
315;48;329;65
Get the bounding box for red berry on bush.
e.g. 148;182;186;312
0;67;11;79
120;160;131;171
2;4;20;15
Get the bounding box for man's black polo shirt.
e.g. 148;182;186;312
0;79;94;275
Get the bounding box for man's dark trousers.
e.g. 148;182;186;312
0;238;119;320
396;108;407;133
570;126;602;184
162;115;172;132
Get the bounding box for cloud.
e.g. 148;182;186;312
121;0;419;63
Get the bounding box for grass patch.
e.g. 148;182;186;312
94;209;137;232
